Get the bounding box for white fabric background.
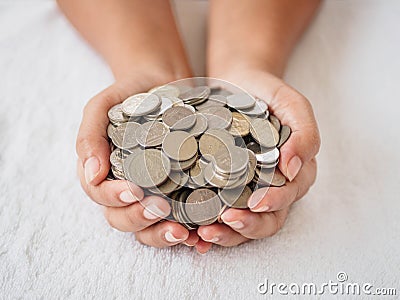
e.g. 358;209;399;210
1;1;399;299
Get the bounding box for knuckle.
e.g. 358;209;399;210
124;206;140;232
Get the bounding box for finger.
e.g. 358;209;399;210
197;223;249;247
103;196;171;232
194;239;213;254
183;230;200;247
77;159;144;206
248;158;317;212
221;208;289;240
269;85;321;181
134;221;189;248
76;84;130;186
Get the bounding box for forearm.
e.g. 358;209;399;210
57;0;192;81
207;0;320;78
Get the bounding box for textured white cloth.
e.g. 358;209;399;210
1;1;399;299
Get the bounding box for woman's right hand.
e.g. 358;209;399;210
76;75;201;249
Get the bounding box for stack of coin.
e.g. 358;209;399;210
106;82;291;229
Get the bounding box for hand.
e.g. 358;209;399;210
76;74;199;248
196;69;321;249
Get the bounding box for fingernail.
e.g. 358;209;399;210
119;190;139;204
143;203;169;220
165;231;185;243
84;156;100;184
183;241;193;247
248;189;268;209
204;237;219;243
223;220;244;230
287;156;302;182
252;205;270;213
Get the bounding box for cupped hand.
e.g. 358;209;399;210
196;69;321;249
76;75;199;248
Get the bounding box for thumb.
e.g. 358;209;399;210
76;84;129;186
270;86;321;181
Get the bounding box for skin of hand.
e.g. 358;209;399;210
195;69;320;248
75;75;201;249
58;0;205;250
193;0;321;252
59;0;321;254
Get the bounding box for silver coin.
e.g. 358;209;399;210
278;125;291;148
110;148;124;169
162;106;197;130
198;129;235;159
111;165;125;180
111;121;141;149
201;106;232;129
185;177;202;189
250;118;280;148
148;84;180;98
169;154;198;171
183;104;196;112
203;163;247;189
185;189;221;225
176;85;192;96
180;86;211;102
213;146;249;175
107;123;116;138
195;95;227;110
269;115;281;132
135;121;169;148
145;96;174;118
257;159;279;169
125;149;171;188
122;149;144;172
186;113;208;137
226;93;256;110
177;190;199;228
122;93;161;117
245;162;255;185
217;204;228;223
247;149;257;170
211;88;232;96
256;147;280;164
255;168;286;187
147;171;181;195
237;100;268;116
218;185;252;208
168;171;190;187
162;131;198;161
108;103;129;124
122;146;143;157
189;159;208;187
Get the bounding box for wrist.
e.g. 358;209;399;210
208;57;285;80
113;58;192;84
112;65;192;99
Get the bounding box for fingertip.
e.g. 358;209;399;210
164;231;187;244
195;239;212;254
248;188;269;209
84;156;100;185
184;230;199;246
286;155;302;182
141;196;171;220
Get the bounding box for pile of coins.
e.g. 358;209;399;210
107;83;291;229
